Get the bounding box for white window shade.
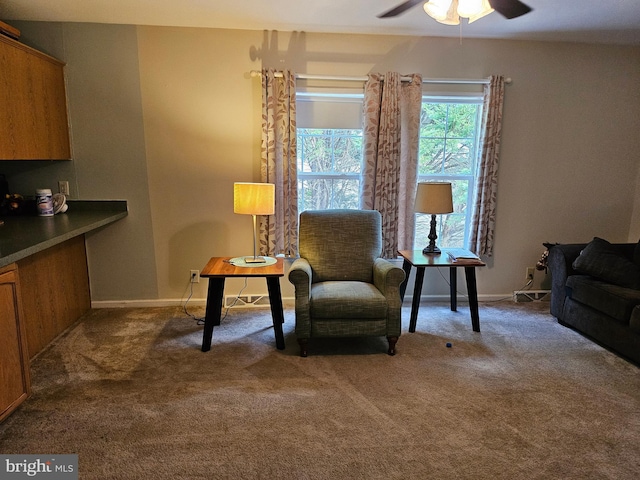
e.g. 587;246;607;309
297;93;363;130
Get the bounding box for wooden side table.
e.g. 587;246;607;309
199;257;285;352
398;249;486;333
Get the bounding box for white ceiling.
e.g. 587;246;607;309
1;0;640;46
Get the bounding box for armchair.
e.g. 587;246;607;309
288;209;406;357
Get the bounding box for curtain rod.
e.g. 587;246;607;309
249;70;512;85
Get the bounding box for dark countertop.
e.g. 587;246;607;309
0;200;127;268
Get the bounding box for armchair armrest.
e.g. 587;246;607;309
373;258;405;338
289;256;311;288
373;258;405;304
288;258;312;338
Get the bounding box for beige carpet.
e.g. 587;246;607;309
1;301;639;479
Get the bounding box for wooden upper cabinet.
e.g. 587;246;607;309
0;35;71;160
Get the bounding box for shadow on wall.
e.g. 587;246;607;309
169;221;230;291
248;30;477;83
250;30;388;72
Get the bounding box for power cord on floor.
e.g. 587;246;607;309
182;277;249;325
221;278;248;321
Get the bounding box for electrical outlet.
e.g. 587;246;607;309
526;267;535;282
190;270;200;283
58;180;70;196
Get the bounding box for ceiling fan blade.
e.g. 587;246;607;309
377;0;425;18
489;0;533;19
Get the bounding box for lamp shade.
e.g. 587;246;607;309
234;182;275;215
414;182;454;214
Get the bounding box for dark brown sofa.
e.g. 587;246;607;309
548;238;640;364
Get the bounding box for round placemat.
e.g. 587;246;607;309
228;256;277;267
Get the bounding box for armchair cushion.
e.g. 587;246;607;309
310;281;388;319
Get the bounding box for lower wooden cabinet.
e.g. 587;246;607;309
17;235;91;359
0;264;31;423
0;236;90;422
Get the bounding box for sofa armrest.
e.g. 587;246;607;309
548;244;587;319
288;258;312;338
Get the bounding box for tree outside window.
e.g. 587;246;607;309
297;128;362;211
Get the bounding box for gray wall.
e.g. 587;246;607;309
7;22;640;304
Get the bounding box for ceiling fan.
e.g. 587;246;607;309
378;0;532;20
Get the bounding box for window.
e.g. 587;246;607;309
297;128;362;210
415;96;483;249
296;92;483;249
296;92;365;211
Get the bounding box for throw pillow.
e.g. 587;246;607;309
573;237;640;290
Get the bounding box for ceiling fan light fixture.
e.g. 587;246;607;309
461;0;495;23
423;0;460;25
423;0;495;25
378;0;530;22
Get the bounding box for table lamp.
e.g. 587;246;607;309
234;182;275;263
414;182;453;255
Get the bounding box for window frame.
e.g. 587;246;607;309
415;94;484;249
296;92;365;211
295;91;484;249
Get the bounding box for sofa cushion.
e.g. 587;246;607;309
634;239;640;267
566;275;640;324
572;237;640;289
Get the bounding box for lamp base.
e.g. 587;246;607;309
422;246;442;256
422;213;442;255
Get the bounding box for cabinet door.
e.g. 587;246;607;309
0;268;31;422
0;36;71;160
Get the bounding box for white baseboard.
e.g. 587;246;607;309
91;299;206;308
92;293;511;309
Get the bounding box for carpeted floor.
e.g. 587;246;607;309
1;301;639;479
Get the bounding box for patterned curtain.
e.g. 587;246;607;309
260;69;298;257
469;75;505;257
362;72;422;258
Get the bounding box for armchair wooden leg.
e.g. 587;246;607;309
387;336;398;356
298;338;308;357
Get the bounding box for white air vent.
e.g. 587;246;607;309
224;295;271;308
512;290;551;303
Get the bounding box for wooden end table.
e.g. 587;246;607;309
398;249;486;333
199;257;285;352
